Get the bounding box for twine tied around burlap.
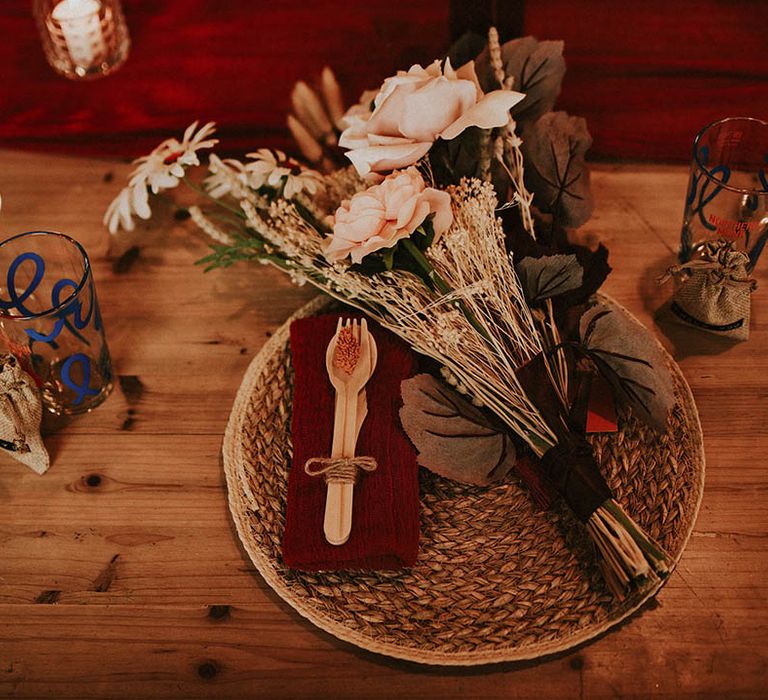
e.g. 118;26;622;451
304;456;378;484
0;353;49;474
659;241;757;341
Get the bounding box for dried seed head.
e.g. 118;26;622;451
333;327;360;374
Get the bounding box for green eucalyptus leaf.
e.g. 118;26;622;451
521;111;594;228
400;373;517;486
516;254;584;304
195;234;265;271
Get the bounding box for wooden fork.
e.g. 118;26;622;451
323;318;377;545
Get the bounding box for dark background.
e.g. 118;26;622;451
1;0;766;161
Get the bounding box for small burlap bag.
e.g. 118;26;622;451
0;354;49;474
663;242;757;341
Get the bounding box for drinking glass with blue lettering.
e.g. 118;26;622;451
680;117;768;270
0;231;113;414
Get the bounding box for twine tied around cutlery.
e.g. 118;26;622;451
304;456;378;484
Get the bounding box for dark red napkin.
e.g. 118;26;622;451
282;314;420;571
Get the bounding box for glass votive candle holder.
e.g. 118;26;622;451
0;231;113;415
33;0;130;80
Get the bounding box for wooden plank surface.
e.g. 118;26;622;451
0;150;766;698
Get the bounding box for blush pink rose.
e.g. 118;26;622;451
339;59;525;177
323;168;453;264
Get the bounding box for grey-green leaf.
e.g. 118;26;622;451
475;36;566;125
516;254;584;304
521;111;594;228
400;374;516;486
579;303;675;431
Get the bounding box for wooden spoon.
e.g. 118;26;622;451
323;318;374;545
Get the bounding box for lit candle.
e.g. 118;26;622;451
51;0;105;67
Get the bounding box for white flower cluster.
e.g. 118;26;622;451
104;127;325;239
203;150;324;204
203;154;251;200
104;121;218;234
243;149;323;199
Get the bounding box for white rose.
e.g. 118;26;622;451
339;59;525;177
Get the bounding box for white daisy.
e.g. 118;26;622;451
130;121;219;194
104;122;218;234
103;183;151;234
244;149;323;199
203;154;250;199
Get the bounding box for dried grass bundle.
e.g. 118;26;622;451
102;27;672;597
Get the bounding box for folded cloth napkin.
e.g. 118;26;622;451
282;313;420;571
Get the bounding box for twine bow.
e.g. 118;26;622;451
0;356;31;453
304;456;378;484
658;242;757;291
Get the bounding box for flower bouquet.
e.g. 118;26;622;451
105;29;676;597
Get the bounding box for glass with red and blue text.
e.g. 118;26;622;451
680;117;768;271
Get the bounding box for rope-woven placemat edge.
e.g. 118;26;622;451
222;294;705;666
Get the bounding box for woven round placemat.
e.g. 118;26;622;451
223;295;705;665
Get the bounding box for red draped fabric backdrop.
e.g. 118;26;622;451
1;0;766;161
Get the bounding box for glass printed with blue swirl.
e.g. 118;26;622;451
680;117;768;271
0;231;113;415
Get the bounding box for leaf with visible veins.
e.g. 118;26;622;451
521;111;594;228
516;254;583;305
400;374;516;485
475;36;566;125
579;304;675;431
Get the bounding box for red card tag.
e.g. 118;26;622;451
586;374;618;434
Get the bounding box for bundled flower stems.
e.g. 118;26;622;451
104;28;672;596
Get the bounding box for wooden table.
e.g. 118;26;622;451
0;150;766;699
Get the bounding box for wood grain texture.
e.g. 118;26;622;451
0;150;766;697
